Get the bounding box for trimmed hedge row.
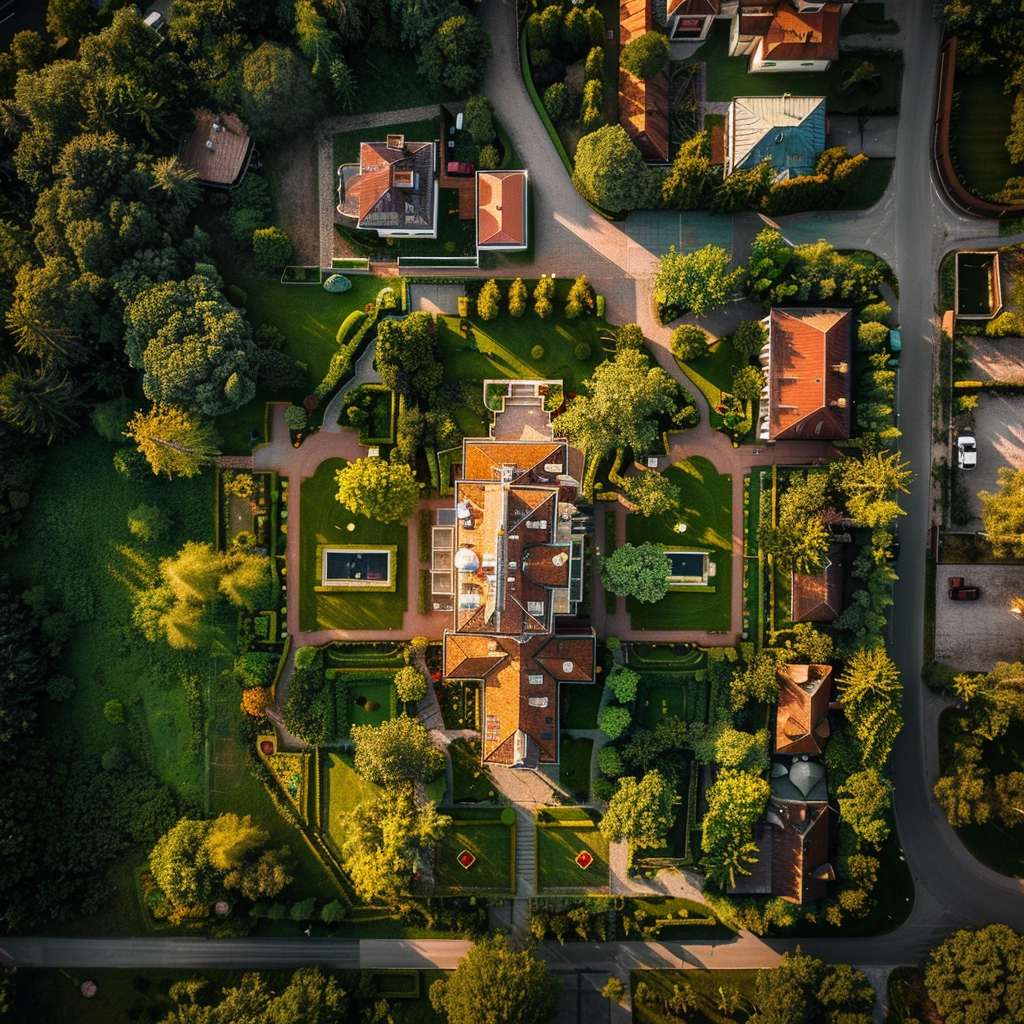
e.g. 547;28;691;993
314;310;375;401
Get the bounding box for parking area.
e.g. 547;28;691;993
934;562;1024;671
960;390;1024;521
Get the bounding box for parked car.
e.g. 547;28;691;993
887;328;901;369
957;435;977;470
446;161;475;177
949;584;981;600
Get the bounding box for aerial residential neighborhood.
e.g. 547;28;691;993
2;0;1024;1022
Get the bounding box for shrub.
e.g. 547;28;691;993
616;323;645;352
320;900;347;924
671;324;710;361
478;144;500;170
574;342;591;360
509;278;528;317
103;699;125;725
394;665;428;703
241;686;273;717
291;898;317;920
235;651;276;689
284;405;308;430
856;320;890;351
253;226;294;270
731;319;768;358
582;78;602;109
985;311;1024;337
860;301;891;323
294;645;319;670
599;705;631;740
531;344;545;360
477;279;501;321
620;31;669;80
324;274;352;293
128;503;170;543
463;93;495;145
543;82;572;126
597;746;624;777
581;103;604;134
227;284;247;306
565;275;594;319
584;45;604;81
592;777;616;803
606;666;639;703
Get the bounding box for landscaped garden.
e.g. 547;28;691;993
625;457;733;630
535;807;610;892
557;737;593;803
432;807;515;894
322;751;382;858
298;457;409;631
949;66;1019;201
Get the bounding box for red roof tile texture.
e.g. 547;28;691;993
478;171;527;247
791;553;843;623
770;803;829;903
774;663;833;756
618;0;669;163
761;4;841;61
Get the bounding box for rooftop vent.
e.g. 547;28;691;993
393;170;414;188
386;134;405;150
829;397;848;409
562;661;574;674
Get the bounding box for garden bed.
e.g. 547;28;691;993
432;807;515;894
535;807;610;892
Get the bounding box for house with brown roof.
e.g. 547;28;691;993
619;0;669;163
775;662;832;755
338;135;438;237
791;548;843;622
476;171;528;251
758;308;852;442
441;385;593;768
179;110;255;188
728;1;842;72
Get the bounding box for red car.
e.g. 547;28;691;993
446;161;475;176
949;585;981;600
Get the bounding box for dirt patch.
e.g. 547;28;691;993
964;335;1024;381
934;562;1024;671
265;138;319;266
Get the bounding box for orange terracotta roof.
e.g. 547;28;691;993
179;110;252;186
533;635;596;682
618;0;669;163
791;551;843;623
462;440;566;484
761;4;840;61
477;171;527;248
771;802;829;903
774;663;833;756
769;308;852;441
710;121;725;165
668;0;718;14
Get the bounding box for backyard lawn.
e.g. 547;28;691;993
677;338;743;406
625;457;733;631
562;681;603;729
535;807;610;892
449;738;497;802
949;66;1019;200
557;737;593;803
638;673;709;729
322;751;381;857
432;808;514;894
298;457;408;631
695;24;902;113
347;677;396;728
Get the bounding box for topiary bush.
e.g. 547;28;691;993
531;344;545;360
323;274;353;293
283;405;308;430
574;342;591;360
671;324;710;362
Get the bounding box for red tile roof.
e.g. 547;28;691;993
770;802;830;903
774;663;833;755
769;308;852;441
791;550;843;622
179;110;252;187
761;4;841;61
667;0;718;15
347;140;435;231
477;171;527;248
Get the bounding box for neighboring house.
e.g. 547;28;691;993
728;1;843;72
178;110;254;188
476;170;529;251
791;548;843;623
665;0;719;40
339;135;438;238
775;662;833;755
619;0;670;163
758;307;852;442
725;95;826;178
441;383;594;768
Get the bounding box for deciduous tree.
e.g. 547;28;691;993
600;542;671;603
124;404;221;479
599;770;675;846
394;665;427;703
701;768;770;889
417;14;492;94
655;244;745;319
351;714;445;785
619;31;669;80
837;768;892;847
239;42;324;142
334;457;420;524
573;124;660;212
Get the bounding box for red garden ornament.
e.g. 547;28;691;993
458;850;476;869
575;850;593;870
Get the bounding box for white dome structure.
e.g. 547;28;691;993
454;547;480;572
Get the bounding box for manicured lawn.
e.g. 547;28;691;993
433;808;514;893
638;673;709;727
695;24;902;113
625;457;733;631
298;457;408;631
349;680;395;727
558;737;593;802
949;67;1019;199
449;738;497;802
631;969;758;1024
436;296;613;396
562;682;603;729
535;807;610;892
347;50;458;113
322;751;381;857
628;644;706;668
679;338;742;403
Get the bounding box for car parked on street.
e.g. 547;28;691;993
957;435;977;470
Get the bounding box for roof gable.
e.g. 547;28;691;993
761;4;841;61
791;551;843;623
348;140;436;230
774;663;833;755
728;95;826;175
477;171;527;248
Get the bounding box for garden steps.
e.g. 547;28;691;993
514;805;536;899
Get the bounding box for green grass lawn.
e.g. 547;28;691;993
433;808;514;893
949;66;1020;199
562;682;603;729
322;751;382;858
558;737;593;802
449;738;497;802
631;969;758;1024
681;338;742;401
638;673;709;727
298;457;408;631
535;808;610;892
625;457;733;631
349;680;395;727
695;23;902;113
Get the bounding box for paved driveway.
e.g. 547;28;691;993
934;562;1024;671
827;115;898;159
961;391;1024;521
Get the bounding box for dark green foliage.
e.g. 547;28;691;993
573;125;662;212
374;311;442;404
253;226;294;270
417;14;492;94
235;651;276;689
240;42;326;143
543;81;572;125
284;647;332;744
225;174;273;245
463;93;495;145
731;319;768;358
620;31;669;80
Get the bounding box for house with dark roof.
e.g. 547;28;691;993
666;0;719;40
758;308;852;442
775;663;832;755
791;549;843;622
441;384;593;768
338;135;438;237
179;110;255;188
618;0;669;163
725;95;826;178
728;1;842;72
476;171;528;251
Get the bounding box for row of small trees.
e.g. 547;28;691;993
475;275;595;321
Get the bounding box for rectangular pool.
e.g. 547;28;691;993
666;549;710;585
322;547;391;586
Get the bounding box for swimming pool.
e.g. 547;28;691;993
665;549;710;586
321;547;392;587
